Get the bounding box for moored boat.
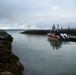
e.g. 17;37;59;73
47;24;68;41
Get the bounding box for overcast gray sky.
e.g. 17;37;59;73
0;0;76;29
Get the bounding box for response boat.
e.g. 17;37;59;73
47;25;68;41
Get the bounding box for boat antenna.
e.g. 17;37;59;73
52;24;55;30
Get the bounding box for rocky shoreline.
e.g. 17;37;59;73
21;30;49;35
21;29;76;35
0;30;24;75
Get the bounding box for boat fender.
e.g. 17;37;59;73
64;33;67;38
60;33;65;39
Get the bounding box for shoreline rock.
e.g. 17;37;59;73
0;30;24;75
21;30;49;35
21;29;76;36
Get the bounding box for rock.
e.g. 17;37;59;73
10;54;19;62
0;30;13;42
4;34;13;43
0;71;16;75
0;30;24;75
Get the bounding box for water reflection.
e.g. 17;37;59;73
48;37;70;50
6;31;76;75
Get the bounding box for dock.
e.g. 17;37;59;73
69;36;76;42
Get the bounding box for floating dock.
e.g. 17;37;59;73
69;36;76;42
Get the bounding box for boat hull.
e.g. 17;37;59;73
47;33;60;41
48;36;59;41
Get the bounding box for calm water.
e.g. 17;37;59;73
7;31;76;75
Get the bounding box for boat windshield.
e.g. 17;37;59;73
50;30;61;36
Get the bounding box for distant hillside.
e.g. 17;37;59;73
0;29;26;31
